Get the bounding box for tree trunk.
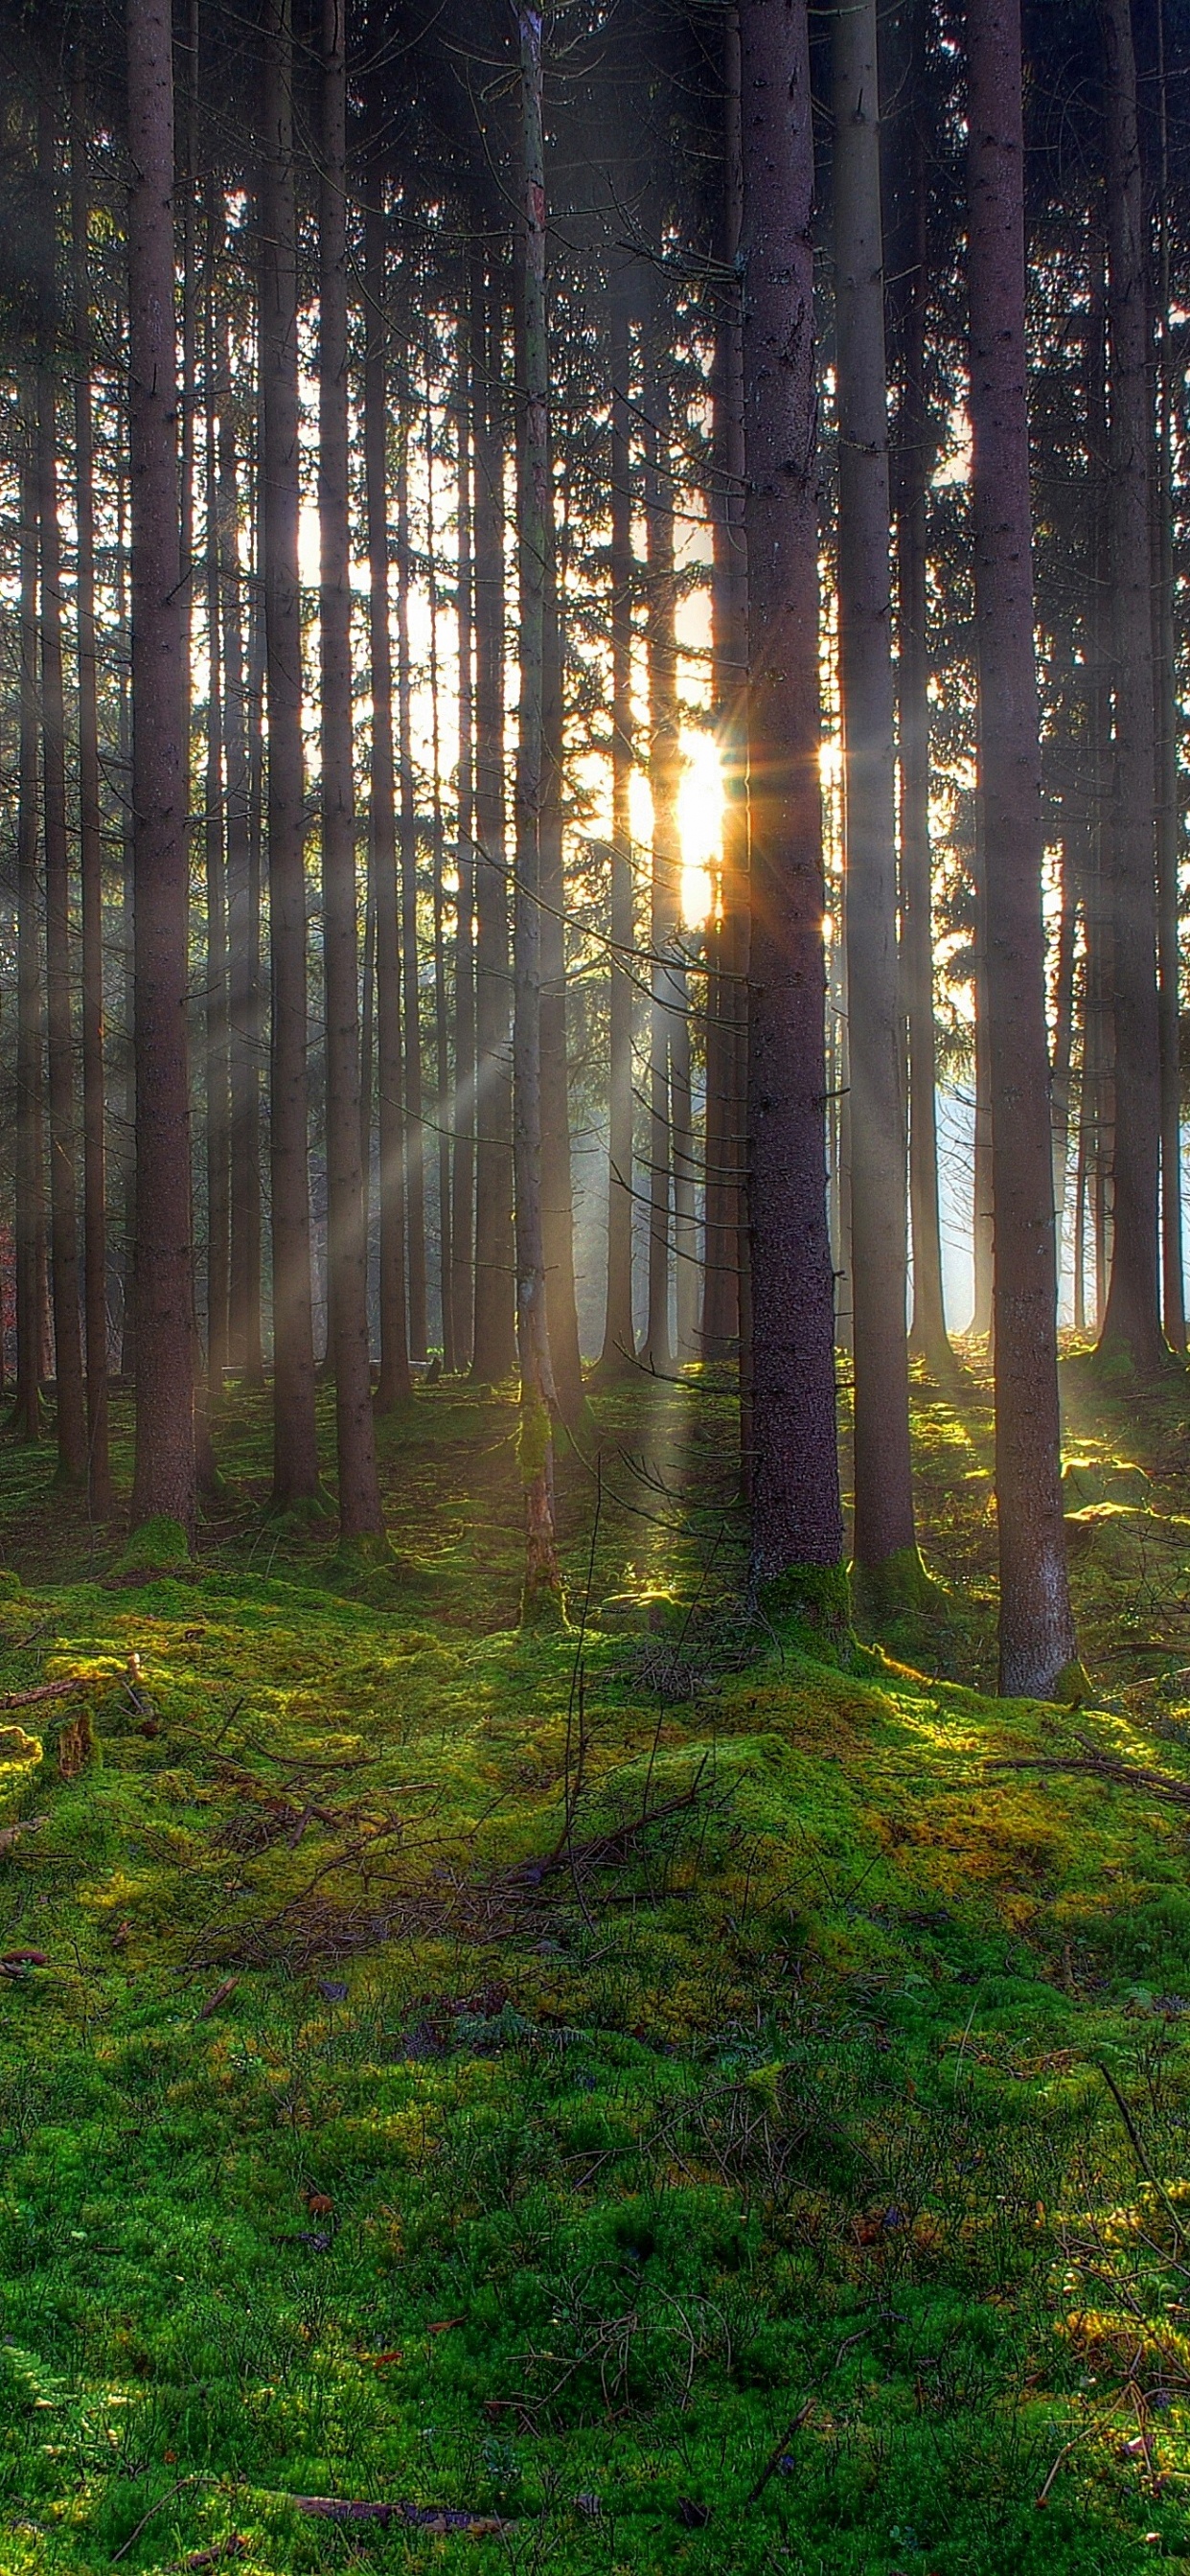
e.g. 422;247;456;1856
597;275;637;1376
126;0;196;1541
967;0;1079;1695
261;0;320;1507
703;9;747;1367
739;0;844;1605
972;888;994;1339
319;0;383;1541
641;296;680;1373
1050;832;1077;1276
470;246;516;1383
71;68;113;1511
364;177;412;1414
395;426;428;1364
1154;33;1184;1352
203;234;231;1399
451;364;476;1373
1098;0;1165;1374
893;19;954;1381
424;366;455;1373
539;521;584;1423
13;378;43;1445
833;0;918;1597
216;304;263;1387
36;110;88;1488
514;0;562;1621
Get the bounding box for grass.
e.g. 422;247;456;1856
4;1351;1190;2570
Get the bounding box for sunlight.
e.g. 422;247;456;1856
676;728;721;925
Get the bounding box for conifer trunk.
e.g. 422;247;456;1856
396;424;428;1364
451;379;476;1373
319;0;383;1540
470;248;517;1383
126;0;195;1540
261;0;320;1506
513;0;562;1620
641;303;680;1373
202;295;231;1399
739;0;844;1602
539;528;584;1423
1098;0;1165;1374
364;179;412;1413
598;277;637;1375
216;306;263;1386
13;380;43;1445
71;69;112;1510
833;0;918;1595
703;7;747;1366
37;109;88;1488
894;20;953;1380
967;0;1079;1695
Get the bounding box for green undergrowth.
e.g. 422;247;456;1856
4;1359;1190;2569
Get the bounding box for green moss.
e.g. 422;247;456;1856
757;1557;852;1651
1046;1654;1091;1707
117;1513;191;1575
851;1542;944;1626
0;1371;1189;2572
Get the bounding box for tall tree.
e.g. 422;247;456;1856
833;0;921;1601
890;0;955;1381
395;420;428;1363
319;0;384;1540
640;295;680;1373
71;64;113;1511
364;171;412;1412
1097;0;1165;1374
13;377;43;1445
967;0;1080;1694
739;0;844;1607
261;0;320;1508
596;275;637;1377
451;358;476;1373
37;97;88;1486
216;292;263;1386
470;246;516;1383
513;0;562;1618
703;9;746;1366
126;0;196;1540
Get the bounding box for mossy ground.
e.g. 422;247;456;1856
5;1349;1190;2569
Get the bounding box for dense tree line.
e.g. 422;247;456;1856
0;0;1189;1692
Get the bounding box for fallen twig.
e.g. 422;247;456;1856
986;1740;1190;1810
0;1679;85;1711
289;2495;508;2537
109;2475;205;2564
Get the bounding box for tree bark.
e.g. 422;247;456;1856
215;301;263;1386
319;0;383;1540
261;0;320;1507
71;67;113;1511
37;105;88;1488
13;378;43;1445
470;246;516;1383
739;0;844;1602
424;365;455;1372
395;426;428;1364
703;6;747;1367
126;0;196;1541
364;176;413;1413
203;228;231;1399
597;275;637;1376
892;13;954;1381
641;294;680;1373
539;519;584;1423
513;0;562;1620
967;0;1080;1694
1098;0;1165;1374
833;0;918;1593
451;365;476;1373
1153;33;1184;1352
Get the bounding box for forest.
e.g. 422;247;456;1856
7;0;1190;2565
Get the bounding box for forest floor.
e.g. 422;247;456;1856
7;1352;1190;2572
